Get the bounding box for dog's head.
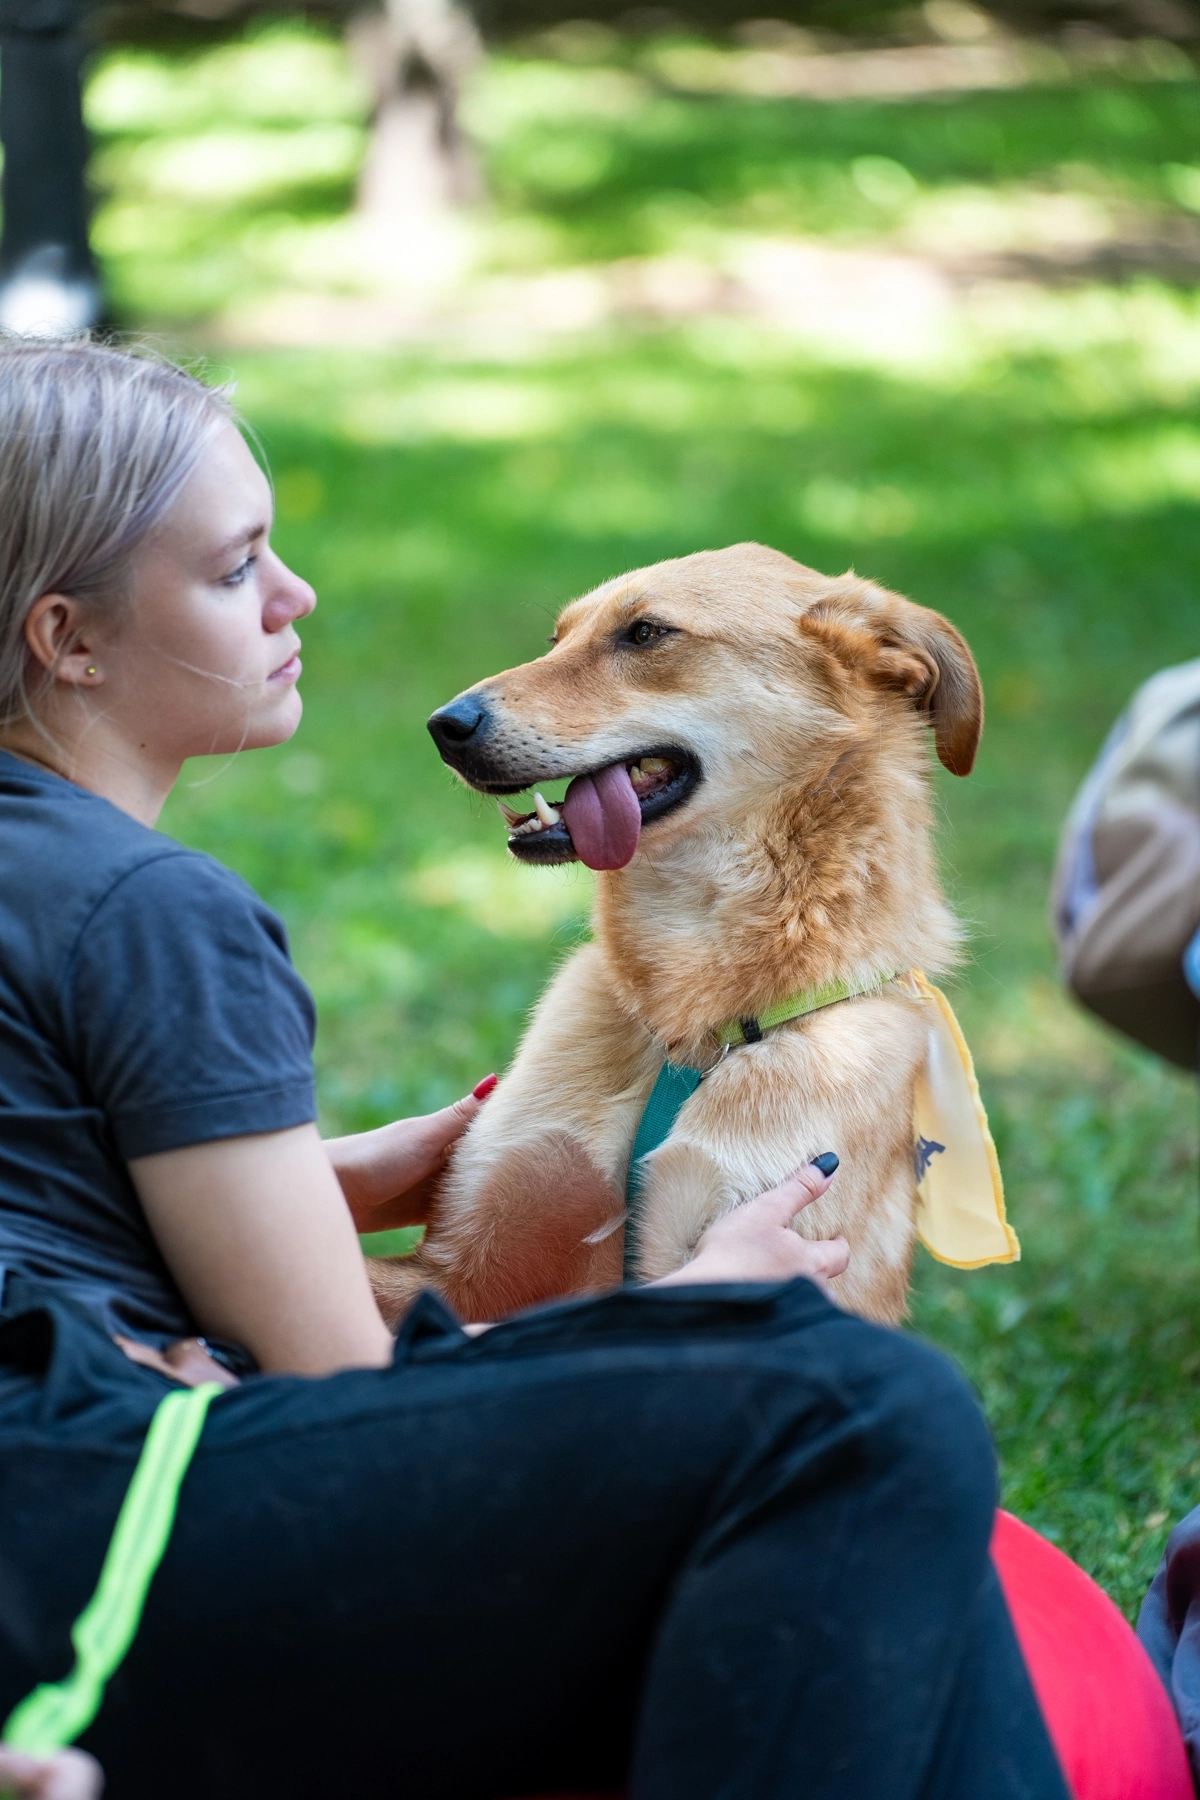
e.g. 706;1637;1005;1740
428;544;982;870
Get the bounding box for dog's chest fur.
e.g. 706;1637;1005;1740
418;944;928;1324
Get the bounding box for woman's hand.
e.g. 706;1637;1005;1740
652;1159;849;1293
0;1747;104;1799
325;1075;497;1234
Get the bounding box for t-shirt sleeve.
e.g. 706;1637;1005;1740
65;851;317;1160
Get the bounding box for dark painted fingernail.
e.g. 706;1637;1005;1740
472;1074;498;1100
811;1152;839;1177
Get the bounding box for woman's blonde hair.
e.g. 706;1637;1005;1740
0;337;233;726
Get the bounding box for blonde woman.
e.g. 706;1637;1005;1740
0;341;1067;1800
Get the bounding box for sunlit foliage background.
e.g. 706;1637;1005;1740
79;11;1200;1611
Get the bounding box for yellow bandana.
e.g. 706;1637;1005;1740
897;970;1019;1269
683;967;1018;1275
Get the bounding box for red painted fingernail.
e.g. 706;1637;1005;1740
472;1074;498;1100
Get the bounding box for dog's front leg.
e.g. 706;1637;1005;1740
369;944;660;1326
626;1138;745;1292
628;994;929;1325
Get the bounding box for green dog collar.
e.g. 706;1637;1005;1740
714;970;897;1047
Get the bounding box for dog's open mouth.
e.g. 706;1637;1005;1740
498;750;700;869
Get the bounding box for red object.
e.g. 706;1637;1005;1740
472;1074;499;1101
510;1513;1192;1800
991;1508;1192;1800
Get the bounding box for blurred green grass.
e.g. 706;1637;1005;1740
84;18;1200;1614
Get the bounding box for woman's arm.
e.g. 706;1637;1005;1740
132;1132;848;1374
130;1124;393;1375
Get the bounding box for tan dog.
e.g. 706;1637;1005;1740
369;543;982;1328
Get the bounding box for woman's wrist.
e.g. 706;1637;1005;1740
325;1126;381;1213
325;1125;414;1230
325;1080;497;1234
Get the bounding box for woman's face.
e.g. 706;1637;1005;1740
99;422;316;762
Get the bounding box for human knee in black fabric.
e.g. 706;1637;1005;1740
630;1311;1067;1800
71;1284;1062;1800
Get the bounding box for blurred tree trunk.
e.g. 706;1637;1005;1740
349;0;482;226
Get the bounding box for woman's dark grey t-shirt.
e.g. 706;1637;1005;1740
0;752;317;1343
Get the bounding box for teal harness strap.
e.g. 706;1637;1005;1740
623;1061;702;1278
2;1380;222;1758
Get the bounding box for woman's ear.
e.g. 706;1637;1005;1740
24;593;103;688
800;579;983;777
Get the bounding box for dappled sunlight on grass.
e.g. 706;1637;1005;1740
912;1033;1200;1615
86;28;364;132
96;124;362;207
86;23;367;318
411;848;593;938
85;19;1200;338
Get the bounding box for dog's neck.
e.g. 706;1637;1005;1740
592;732;961;1062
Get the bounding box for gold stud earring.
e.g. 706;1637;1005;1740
85;665;97;677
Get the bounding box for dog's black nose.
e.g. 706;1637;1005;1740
428;694;489;756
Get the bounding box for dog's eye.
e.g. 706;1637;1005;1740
627;621;663;647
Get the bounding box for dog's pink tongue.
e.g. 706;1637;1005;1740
561;762;642;870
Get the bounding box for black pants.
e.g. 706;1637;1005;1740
0;1278;1068;1800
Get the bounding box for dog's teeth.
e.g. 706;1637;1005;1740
630;756;674;791
631;756;674;791
534;792;561;827
512;817;542;836
497;800;523;827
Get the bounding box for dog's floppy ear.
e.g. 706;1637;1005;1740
801;580;983;777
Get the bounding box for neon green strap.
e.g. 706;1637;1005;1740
714;971;898;1047
2;1381;221;1757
